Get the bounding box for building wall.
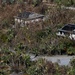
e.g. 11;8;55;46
15;17;43;27
56;31;65;37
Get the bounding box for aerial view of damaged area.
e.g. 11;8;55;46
1;0;75;75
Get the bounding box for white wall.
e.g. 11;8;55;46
69;34;75;40
17;19;21;23
15;18;18;21
15;18;43;26
56;31;65;37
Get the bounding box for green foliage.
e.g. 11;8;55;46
55;0;62;5
33;0;42;6
70;58;75;68
2;19;9;28
67;46;75;55
55;0;75;6
0;34;8;43
36;27;51;40
2;0;15;4
22;54;31;67
27;59;45;75
7;29;15;42
17;0;23;4
0;29;15;45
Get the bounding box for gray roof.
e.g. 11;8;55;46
18;11;31;19
16;11;44;20
59;24;75;32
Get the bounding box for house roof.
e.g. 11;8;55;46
59;24;75;32
18;11;31;19
16;11;44;20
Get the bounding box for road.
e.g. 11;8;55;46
61;6;75;10
10;54;75;75
29;54;75;66
9;48;75;66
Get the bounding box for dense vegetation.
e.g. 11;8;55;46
1;46;75;75
1;0;75;75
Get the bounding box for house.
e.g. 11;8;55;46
56;24;75;40
14;11;45;27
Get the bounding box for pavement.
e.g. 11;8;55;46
29;54;75;66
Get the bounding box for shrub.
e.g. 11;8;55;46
67;46;75;55
33;0;42;7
